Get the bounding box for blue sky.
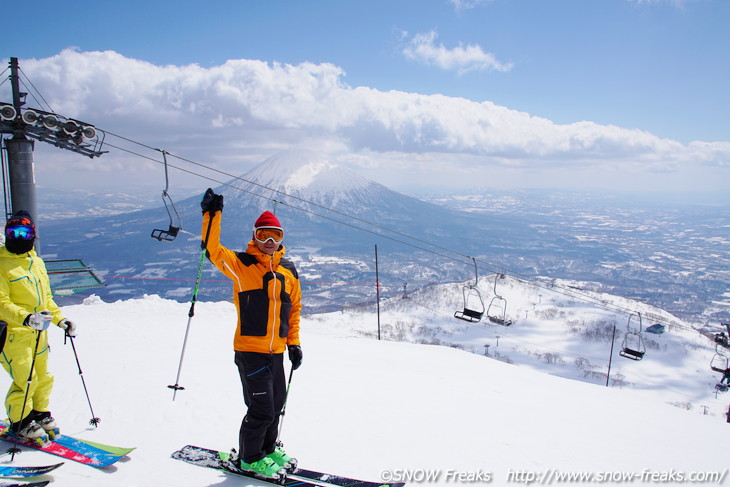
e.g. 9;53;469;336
2;0;729;196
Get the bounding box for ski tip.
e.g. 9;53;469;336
1;462;65;477
1;482;51;487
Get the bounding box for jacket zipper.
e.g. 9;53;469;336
28;254;42;312
268;258;278;353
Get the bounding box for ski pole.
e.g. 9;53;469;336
276;368;295;442
168;209;215;400
9;329;42;460
167;247;206;400
65;332;101;426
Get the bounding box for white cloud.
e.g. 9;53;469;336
402;30;513;75
627;0;697;6
3;49;728;193
448;0;492;12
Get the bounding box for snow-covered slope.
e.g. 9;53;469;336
0;292;725;486
314;273;727;416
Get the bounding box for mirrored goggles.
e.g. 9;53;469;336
254;227;284;244
5;224;35;240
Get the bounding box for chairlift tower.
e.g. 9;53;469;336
1;57;106;295
0;57;107;254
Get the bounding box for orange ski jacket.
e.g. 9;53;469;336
202;210;301;354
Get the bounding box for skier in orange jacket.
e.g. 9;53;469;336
200;188;302;480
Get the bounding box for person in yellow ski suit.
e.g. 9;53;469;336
0;211;76;442
200;189;302;479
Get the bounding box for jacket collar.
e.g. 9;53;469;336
0;246;37;259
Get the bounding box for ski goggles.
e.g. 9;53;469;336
5;224;35;240
254;227;284;244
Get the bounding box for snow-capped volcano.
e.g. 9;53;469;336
41;151;500;307
37;151;627;315
234;151;371;195
226;151;405;214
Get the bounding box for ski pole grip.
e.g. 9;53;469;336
200;209;216;250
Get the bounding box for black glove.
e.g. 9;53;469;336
200;188;224;214
288;345;303;370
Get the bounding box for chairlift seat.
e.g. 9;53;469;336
619;347;645;361
454;308;483;323
487;316;512;326
151;226;180;242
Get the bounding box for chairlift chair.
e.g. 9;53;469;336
151;150;182;242
486;273;512;326
619;332;645;361
454;257;484;323
711;354;729;374
619;312;645;361
151;191;181;241
454;287;484;323
711;343;729;374
715;323;730;349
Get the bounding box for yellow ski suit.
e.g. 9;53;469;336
202;210;301;353
0;247;66;423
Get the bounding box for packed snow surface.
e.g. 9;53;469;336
0;294;725;486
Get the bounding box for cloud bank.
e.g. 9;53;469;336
3;49;728;192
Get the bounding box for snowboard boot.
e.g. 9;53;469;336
267;445;297;471
31;411;59;439
7;416;48;445
240;456;285;480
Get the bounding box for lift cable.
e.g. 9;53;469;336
2;61;701;335
103;141;470;268
101;134;697;331
17;67;55;114
103;130;502;273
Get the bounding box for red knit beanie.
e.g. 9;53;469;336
254;211;282;229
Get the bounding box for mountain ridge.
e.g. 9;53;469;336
41;151;517;308
37;152;728;323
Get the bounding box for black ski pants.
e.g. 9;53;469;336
234;351;286;464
